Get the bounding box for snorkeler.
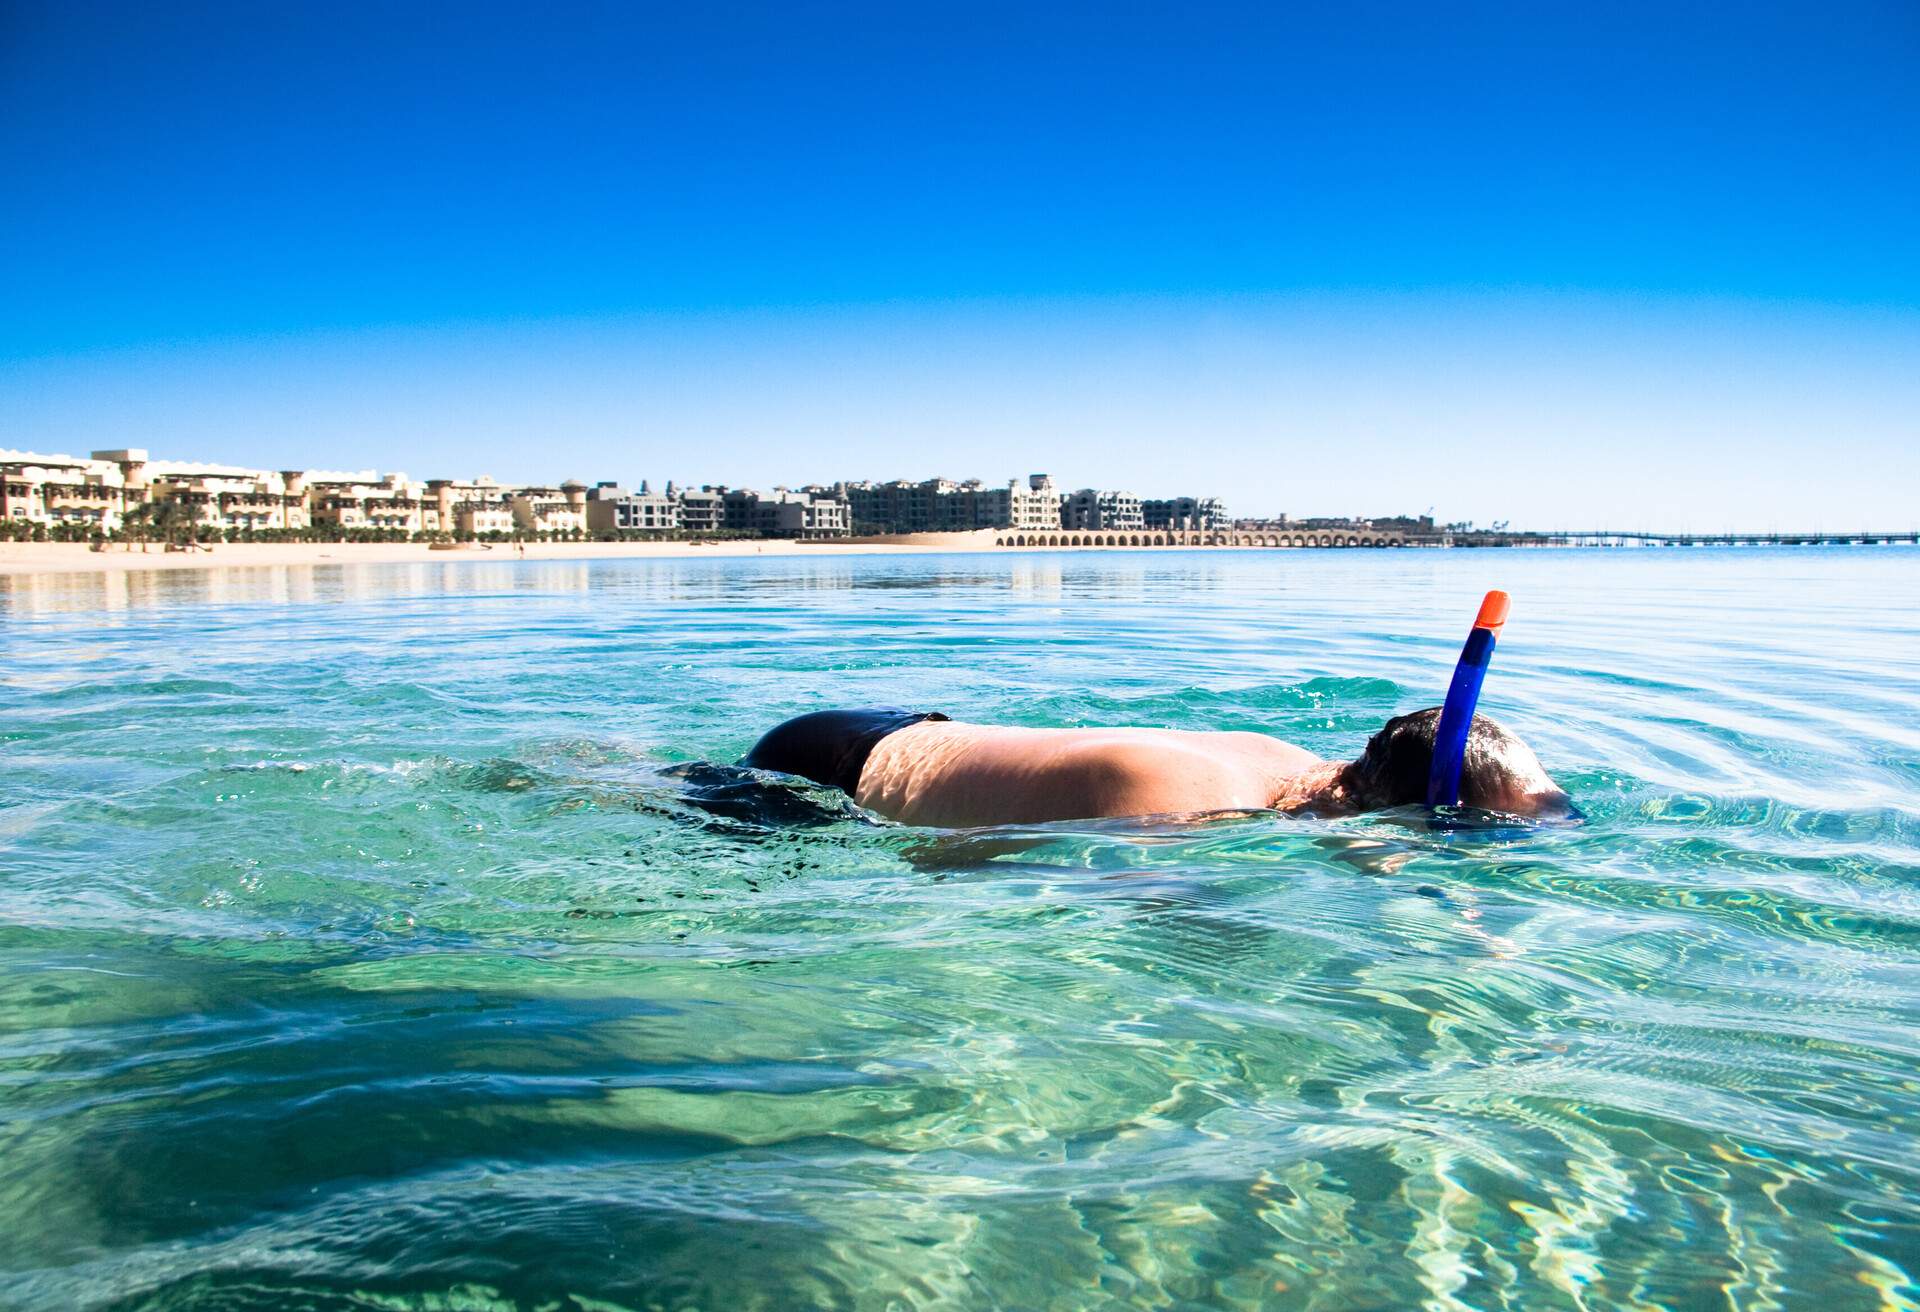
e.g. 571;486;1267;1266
740;592;1574;827
740;704;1568;827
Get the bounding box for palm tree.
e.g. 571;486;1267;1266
127;497;199;550
160;499;195;548
122;499;160;552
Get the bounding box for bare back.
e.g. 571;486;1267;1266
855;720;1323;827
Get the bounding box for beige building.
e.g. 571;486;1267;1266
427;476;513;538
1003;474;1065;530
6;449;1210;548
4;448;318;538
585;481;682;534
455;504;516;538
509;482;589;537
1;450;132;534
91;449;311;535
308;471;442;536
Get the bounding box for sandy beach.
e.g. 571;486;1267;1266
0;535;1025;578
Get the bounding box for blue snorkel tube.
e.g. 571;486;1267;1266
1425;590;1511;808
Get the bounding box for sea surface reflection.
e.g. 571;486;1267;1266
2;547;1917;1310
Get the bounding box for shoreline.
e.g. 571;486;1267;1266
0;536;1147;578
4;535;1904;579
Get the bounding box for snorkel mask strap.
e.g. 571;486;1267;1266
1425;590;1510;808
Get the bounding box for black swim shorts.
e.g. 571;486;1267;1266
739;708;950;795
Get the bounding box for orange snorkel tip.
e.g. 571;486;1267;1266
1474;590;1511;635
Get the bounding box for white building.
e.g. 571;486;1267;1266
1064;487;1145;531
585;481;683;534
753;488;850;539
427;476;514;538
1142;495;1228;532
678;487;724;534
308;471;442;536
93;449;311;535
509;482;589;537
840;473;1061;533
1007;474;1066;530
0;449;130;535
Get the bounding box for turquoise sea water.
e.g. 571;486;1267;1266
3;548;1918;1311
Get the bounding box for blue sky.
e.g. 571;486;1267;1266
3;1;1916;526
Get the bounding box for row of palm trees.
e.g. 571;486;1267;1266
1;499;221;547
3;511;414;547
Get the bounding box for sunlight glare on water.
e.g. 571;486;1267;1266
2;548;1918;1311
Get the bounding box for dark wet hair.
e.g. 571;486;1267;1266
1341;707;1560;812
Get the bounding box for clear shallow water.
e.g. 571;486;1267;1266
2;548;1918;1312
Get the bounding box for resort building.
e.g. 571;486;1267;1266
749;488;850;539
677;487;724;534
839;473;1064;534
308;472;441;536
842;478;959;534
427;476;514;538
3;445;1231;545
1004;474;1066;531
1143;496;1229;532
450;506;511;537
92;449;311;535
709;486;847;538
937;476;1065;532
582;480;848;538
719;487;763;533
509;483;589;537
585;481;683;534
1064;488;1145;532
1;449;130;535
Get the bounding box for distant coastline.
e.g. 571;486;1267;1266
0;533;1237;579
0;538;951;578
2;530;1912;580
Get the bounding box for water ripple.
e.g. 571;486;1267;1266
2;548;1918;1310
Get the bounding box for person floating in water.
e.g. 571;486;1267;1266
740;593;1571;828
739;705;1572;828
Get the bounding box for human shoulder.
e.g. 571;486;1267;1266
1206;729;1320;771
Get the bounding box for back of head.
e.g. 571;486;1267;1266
1342;707;1569;815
